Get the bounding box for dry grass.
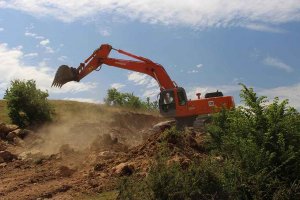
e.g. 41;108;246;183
0;100;10;123
0;99;159;124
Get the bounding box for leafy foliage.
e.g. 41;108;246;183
118;84;300;200
4;80;53;127
119;156;227;200
104;88;158;110
208;83;300;199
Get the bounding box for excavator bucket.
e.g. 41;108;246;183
51;65;78;88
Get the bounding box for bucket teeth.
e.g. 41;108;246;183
51;65;78;88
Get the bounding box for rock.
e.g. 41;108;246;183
99;172;108;178
94;163;105;171
6;131;17;141
0;123;18;135
33;157;43;165
215;156;224;162
16;129;32;139
153;120;176;132
55;185;72;193
113;162;134;176
55;166;75;177
0;163;7;168
97;151;116;159
0;141;7;151
0;150;17;163
13;137;25;146
0;132;6;139
18;150;42;160
6;129;32;142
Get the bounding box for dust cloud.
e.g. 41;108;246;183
23;104;162;156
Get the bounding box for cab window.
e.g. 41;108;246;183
177;90;187;106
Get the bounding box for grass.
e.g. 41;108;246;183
0;99;160;124
0;100;10;123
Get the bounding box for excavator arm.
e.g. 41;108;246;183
52;44;176;90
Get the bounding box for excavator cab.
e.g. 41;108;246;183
159;89;177;117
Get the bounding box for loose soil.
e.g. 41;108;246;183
0;109;206;200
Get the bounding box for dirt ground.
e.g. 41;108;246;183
0;111;205;200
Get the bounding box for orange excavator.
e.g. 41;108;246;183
52;44;234;126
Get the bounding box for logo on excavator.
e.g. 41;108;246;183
208;101;215;107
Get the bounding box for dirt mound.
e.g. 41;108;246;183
0;109;207;199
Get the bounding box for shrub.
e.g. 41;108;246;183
4;79;53;127
118;84;300;200
161;126;183;144
208;84;300;199
118;158;228;200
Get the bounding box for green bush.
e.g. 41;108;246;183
208;84;300;199
118;127;228;200
161;126;183;144
4;79;53;127
118;159;228;200
118;84;300;200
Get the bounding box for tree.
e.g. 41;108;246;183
104;88;158;110
4;80;53;127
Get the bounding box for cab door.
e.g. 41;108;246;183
159;89;176;117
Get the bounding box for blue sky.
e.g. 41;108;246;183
0;1;299;108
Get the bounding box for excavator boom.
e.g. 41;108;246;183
52;44;175;90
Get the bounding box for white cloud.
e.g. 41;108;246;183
100;29;111;37
0;43;97;96
40;39;50;46
24;31;36;37
259;83;300;109
45;46;55;53
128;72;149;85
187;63;204;73
263;56;293;72
58;55;67;61
63;97;101;104
24;29;55;53
1;1;300;30
24;52;38;57
0;27;4;32
188;69;199;74
111;83;125;90
127;72;159;98
196;64;203;68
25;30;45;40
243;23;286;33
